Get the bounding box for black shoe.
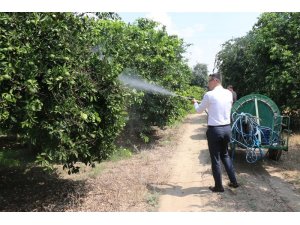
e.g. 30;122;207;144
209;186;224;192
228;182;239;188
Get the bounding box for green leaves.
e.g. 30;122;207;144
216;12;300;127
80;112;88;121
0;12;196;173
27;99;43;112
2;92;16;103
25;79;39;93
191;63;208;88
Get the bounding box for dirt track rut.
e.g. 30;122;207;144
157;113;300;212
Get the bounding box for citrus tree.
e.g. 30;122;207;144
0;13;203;172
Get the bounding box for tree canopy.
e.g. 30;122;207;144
0;12;204;172
191;63;208;88
216;12;300;125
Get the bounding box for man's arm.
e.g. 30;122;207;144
192;94;209;114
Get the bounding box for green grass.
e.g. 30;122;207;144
63;148;133;179
86;163;106;179
0;149;35;168
146;191;160;210
0;151;21;167
108;148;133;162
0;135;133;177
160;136;172;146
0;135;35;168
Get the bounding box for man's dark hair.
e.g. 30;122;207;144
209;73;221;81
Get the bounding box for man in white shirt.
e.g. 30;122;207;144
192;73;239;192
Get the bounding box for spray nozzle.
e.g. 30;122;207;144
186;96;195;100
177;95;200;103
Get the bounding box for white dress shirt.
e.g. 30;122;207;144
194;85;233;126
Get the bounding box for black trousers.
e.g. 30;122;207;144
206;125;237;188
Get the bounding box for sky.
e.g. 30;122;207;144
119;12;261;73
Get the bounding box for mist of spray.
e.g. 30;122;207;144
118;71;176;97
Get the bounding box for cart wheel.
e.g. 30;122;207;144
268;149;282;161
246;148;258;163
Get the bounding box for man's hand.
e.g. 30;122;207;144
192;98;198;104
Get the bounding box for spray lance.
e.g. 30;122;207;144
177;95;201;103
176;95;208;114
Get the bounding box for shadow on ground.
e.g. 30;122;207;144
151;145;300;211
0;166;89;211
147;183;212;198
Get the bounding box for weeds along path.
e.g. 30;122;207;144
157;113;300;212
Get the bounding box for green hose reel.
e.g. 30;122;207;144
231;94;290;161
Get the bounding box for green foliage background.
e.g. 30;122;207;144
0;13;203;172
191;63;209;88
216;12;300;129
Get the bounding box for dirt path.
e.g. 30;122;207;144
1;113;300;212
157;113;300;212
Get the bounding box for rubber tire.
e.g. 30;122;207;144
268;149;282;161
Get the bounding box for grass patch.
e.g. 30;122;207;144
88;163;106;179
0;151;21;167
0;135;35;168
60;148;132;178
108;148;133;162
0;149;35;168
160;136;172;146
146;191;160;208
37;147;133;179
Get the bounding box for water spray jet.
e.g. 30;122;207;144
118;70;200;102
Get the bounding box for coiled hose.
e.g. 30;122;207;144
231;112;275;163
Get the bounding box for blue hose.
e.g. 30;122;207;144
230;112;273;163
